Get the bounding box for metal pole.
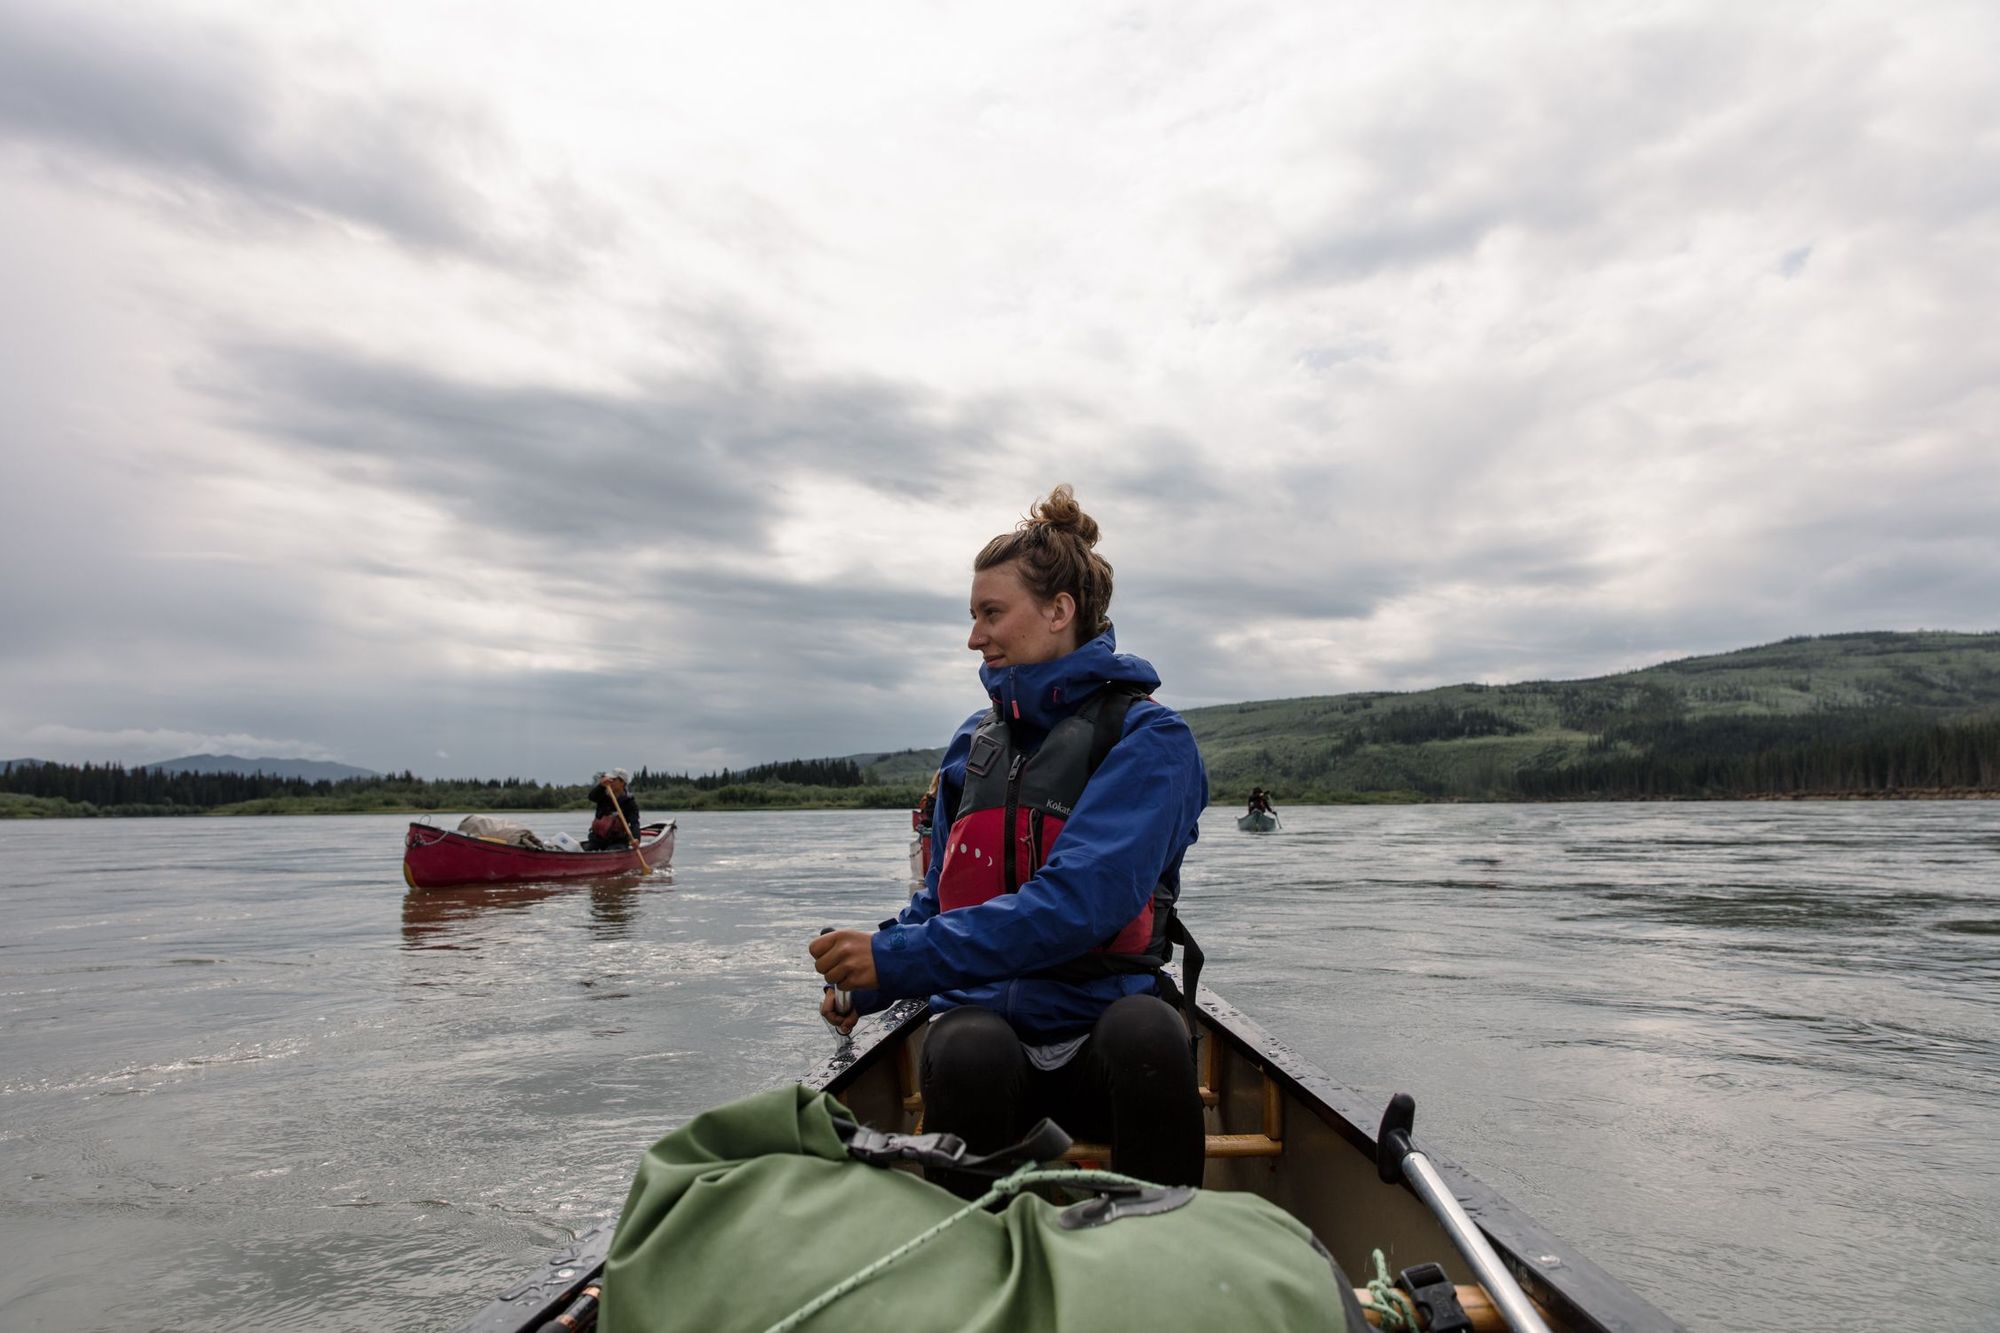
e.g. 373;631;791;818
1400;1148;1553;1333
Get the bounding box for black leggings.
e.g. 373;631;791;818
919;994;1204;1196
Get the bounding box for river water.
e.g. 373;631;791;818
1;803;1995;1331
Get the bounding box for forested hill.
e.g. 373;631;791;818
1183;630;2000;801
858;631;2000;800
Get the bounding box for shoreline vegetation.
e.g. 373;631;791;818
0;762;932;821
6;631;1997;819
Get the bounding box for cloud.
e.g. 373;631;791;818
200;336;1007;562
2;1;1997;780
0;0;588;263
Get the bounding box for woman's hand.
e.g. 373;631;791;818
809;928;879;990
819;987;859;1035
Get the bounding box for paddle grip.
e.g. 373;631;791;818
1376;1091;1416;1184
817;927;855;1015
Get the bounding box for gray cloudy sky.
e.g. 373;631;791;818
2;0;1995;781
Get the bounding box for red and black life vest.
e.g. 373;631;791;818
935;684;1176;976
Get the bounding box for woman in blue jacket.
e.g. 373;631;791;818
811;485;1208;1190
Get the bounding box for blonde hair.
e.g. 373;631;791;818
974;484;1114;638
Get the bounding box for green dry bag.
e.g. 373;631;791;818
600;1084;1367;1333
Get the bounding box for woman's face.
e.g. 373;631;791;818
968;562;1077;668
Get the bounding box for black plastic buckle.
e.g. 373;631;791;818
840;1126;970;1170
1397;1261;1472;1333
837;1117;1075;1177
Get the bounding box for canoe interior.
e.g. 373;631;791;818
812;993;1681;1333
462;988;1682;1333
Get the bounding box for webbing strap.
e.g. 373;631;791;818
1085;682;1147;773
835;1115;1074;1177
1170;914;1204;1038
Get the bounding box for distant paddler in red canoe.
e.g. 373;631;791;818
401;767;675;889
401;816;674;888
584;769;643;851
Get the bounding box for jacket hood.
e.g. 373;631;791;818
977;627;1161;732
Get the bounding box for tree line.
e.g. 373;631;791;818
633;757;865;790
1515;710;2000;799
0;754;873;816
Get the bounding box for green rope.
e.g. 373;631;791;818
1365;1248;1420;1331
759;1165;1151;1333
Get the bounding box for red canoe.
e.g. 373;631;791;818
402;820;677;889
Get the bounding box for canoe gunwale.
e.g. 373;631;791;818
1188;989;1681;1333
802;997;929;1095
460;1225;613;1333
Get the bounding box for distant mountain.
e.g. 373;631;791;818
142;754;380;782
2;758;51;773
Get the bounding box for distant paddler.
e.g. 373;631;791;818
584;768;644;861
1237;786;1280;832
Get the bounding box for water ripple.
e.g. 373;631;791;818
1;803;1997;1332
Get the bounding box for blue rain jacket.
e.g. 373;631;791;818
860;629;1208;1041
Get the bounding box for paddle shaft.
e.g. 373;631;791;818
1398;1148;1552;1333
1377;1093;1552;1333
608;785;650;873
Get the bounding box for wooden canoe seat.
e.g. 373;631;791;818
1063;1037;1283;1160
899;1033;1285;1164
1058;1130;1282;1162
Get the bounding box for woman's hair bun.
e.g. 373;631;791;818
974;483;1115;638
1027;482;1099;547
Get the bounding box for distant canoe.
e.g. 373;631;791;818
402;820;675;889
1237;810;1280;832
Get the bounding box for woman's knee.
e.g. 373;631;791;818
1091;994;1195;1075
921;1005;1024;1088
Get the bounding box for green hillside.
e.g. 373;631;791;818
852;748;950;786
1187;630;2000;801
862;631;2000;802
